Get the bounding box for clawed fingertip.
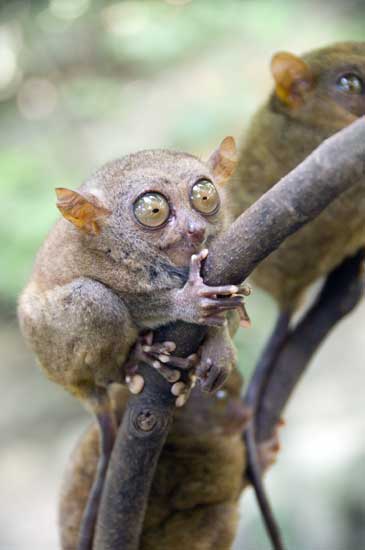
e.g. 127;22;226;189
171;381;186;396
128;374;144;394
175;394;188;407
164;341;176;351
168;370;181;383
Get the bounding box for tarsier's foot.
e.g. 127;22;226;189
178;249;249;327
257;419;284;472
195;322;239;392
124;332;198;406
196;357;228;393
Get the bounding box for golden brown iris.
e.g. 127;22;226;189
133;192;170;228
190;180;220;215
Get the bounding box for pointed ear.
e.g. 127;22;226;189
55;188;111;235
271;51;314;108
207;136;238;185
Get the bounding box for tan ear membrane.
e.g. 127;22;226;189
207;136;238;185
271;51;314;108
55;188;111;235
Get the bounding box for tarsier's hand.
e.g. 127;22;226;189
176;249;246;327
124;249;252;404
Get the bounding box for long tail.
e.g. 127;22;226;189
243;311;291;550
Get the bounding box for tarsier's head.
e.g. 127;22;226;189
55;137;237;268
270;41;365;131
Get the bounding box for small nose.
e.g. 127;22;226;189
187;221;206;244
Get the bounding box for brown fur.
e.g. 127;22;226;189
18;142;237;409
230;42;365;310
59;370;248;550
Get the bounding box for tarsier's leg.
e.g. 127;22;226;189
77;399;117;550
243;248;365;550
25;278;137;550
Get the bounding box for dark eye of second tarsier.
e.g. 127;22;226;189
190;179;220;215
133;192;170;228
336;73;364;95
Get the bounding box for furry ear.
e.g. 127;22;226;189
207;136;238;185
271;51;314;108
55;188;111;235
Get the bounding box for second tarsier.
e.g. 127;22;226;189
230;40;365;550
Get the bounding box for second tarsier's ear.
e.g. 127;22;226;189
271;51;314;108
55;188;111;235
207;136;238;185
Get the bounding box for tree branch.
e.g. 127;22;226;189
94;117;365;550
256;248;365;444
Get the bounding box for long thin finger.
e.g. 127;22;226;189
152;361;181;383
158;353;198;370
142;341;176;355
201;297;244;309
198;284;239;297
189;251;204;281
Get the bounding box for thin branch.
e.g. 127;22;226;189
256;248;365;443
94;117;365;550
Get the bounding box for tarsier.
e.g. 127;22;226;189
60;370;244;550
18;138;252;548
229;41;365;548
59;368;280;550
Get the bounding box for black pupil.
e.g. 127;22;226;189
152;208;159;214
339;74;363;93
203;196;207;200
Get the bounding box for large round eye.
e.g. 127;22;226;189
133;192;170;228
336;73;364;94
190;179;220;215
